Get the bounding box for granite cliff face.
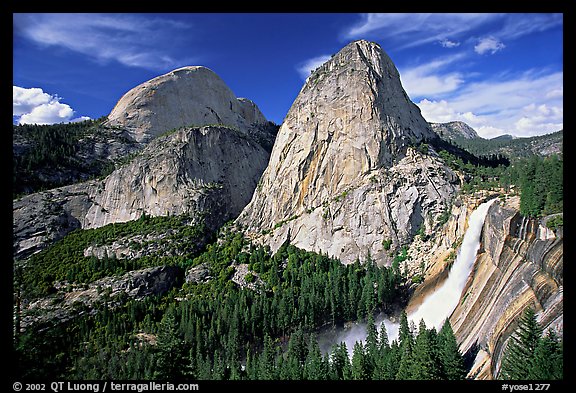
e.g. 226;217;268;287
106;66;268;143
237;40;459;264
13;182;99;259
84;125;272;231
13;67;277;259
450;197;563;379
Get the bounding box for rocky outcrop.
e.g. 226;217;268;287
448;197;563;379
84;125;272;232
106;66;268;143
13;123;141;196
185;263;212;284
14;65;277;260
404;195;563;379
13;125;273;259
429;121;479;141
407;194;563;379
237;40;458;264
13;183;99;259
19;266;182;332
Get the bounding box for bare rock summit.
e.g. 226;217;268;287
237;40;458;264
106;66;268;142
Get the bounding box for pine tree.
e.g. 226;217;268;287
351;341;368;380
385;340;401;380
245;348;256;380
258;334;276;380
304;335;324;380
365;314;379;377
398;311;412;348
500;307;543;379
287;326;307;364
395;338;414;380
373;321;390;379
378;320;389;353
153;312;187;379
395;312;415;380
212;350;225;380
528;330;563;380
438;320;467;380
410;319;441;379
330;342;351;380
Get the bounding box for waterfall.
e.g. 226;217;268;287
405;198;496;331
513;215;530;253
321;198;497;351
518;216;527;240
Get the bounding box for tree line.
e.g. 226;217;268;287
437;145;562;218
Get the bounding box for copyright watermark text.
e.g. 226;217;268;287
502;384;550;391
12;382;199;393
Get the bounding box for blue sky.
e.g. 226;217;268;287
13;13;563;138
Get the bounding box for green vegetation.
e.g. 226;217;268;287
382;238;392;250
392;245;409;270
389;313;466;380
411;274;424;285
438;149;507;194
415;224;428;241
444;251;457;268
499;307;563;380
449;130;562;160
15;229;407;379
12;117;122;197
273;214;300;230
333;190;349;203
416;142;429;154
437;145;562;218
546;216;563;231
437;203;452;225
18;214;208;299
515;155;563;217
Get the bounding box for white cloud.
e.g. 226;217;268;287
545;87;563;99
345;13;500;49
13;86;89;125
344;13;561;52
418;99;507;138
415;71;563;138
474;36;505;55
296;55;332;80
13;13;195;70
344;13;515;51
399;54;466;97
402;71;464;97
440;39;460;48
497;13;563;40
13;86;52;116
514;103;563;135
446;71;562;118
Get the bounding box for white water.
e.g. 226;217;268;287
321;198;496;352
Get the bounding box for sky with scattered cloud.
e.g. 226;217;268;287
13;86;90;124
13;13;563;138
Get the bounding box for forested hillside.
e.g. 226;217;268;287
13;117;139;197
15;224;412;379
436;144;563;218
445;129;562;160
